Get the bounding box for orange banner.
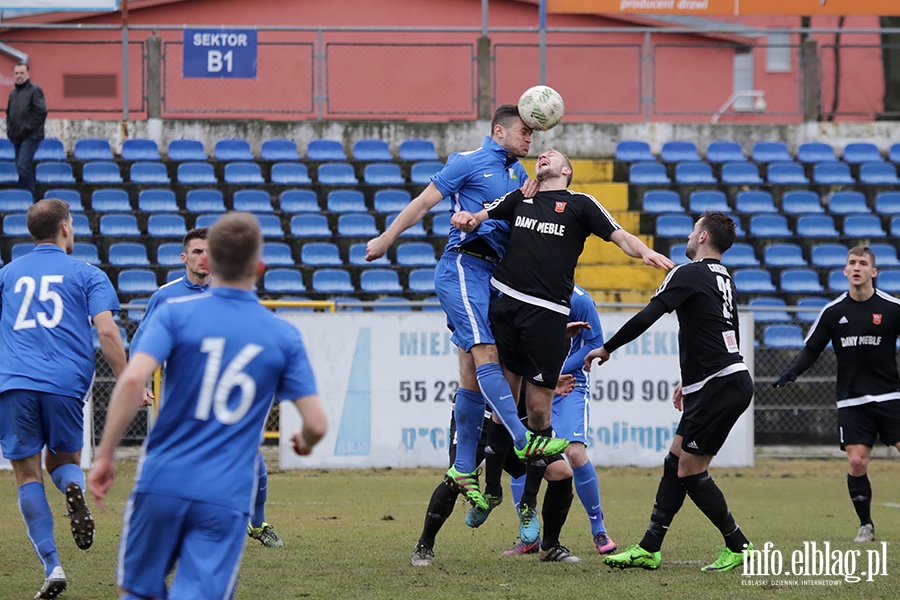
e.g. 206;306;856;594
548;0;900;16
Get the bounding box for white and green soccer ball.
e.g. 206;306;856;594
517;85;564;131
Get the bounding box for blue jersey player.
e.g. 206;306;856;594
88;212;327;600
0;198;127;599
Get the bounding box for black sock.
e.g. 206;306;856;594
639;452;686;553
681;471;749;553
484;420;511;497
540;477;573;550
519;426;552;508
848;473;873;526
418;480;457;549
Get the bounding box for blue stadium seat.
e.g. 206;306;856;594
766;162;809;185
749;215;792;237
796;215;839;237
138;189;179;213
326;189;367;213
71;242;100;266
0;138;15;161
813;162;854;185
166;269;185;282
147;214;187;238
307;139;347;162
74;138;113;161
34;139;66;161
72;214;92;236
117;269;158;294
126;297;150;322
333;296;365;312
615;140;654;162
828;191;869;215
311;268;355;294
782;190;824;215
669;243;689;266
870;243;900;267
656;214;693;237
828;268;849;292
290;214;332;238
264;269;306;293
642;190;683;213
674;161;716;185
233;189;273;213
301;242;342;267
889;143;900;164
317;162;358;185
177;162;217;185
731;214;747;237
337;214;378;237
629;162;670;185
2;213;28;236
688;190;729;213
373;297;412;311
410;161;444;185
360;269;403;294
279;189;319;213
747;297;791;323
721;243;759;267
876;192;900;215
0;189;33;212
422;297;442;312
109;242;150;267
0;161;18;184
224;162;264;185
408;268;436;293
780;269;824;293
798;142;836;164
260;139;300;161
764;325;805;348
349;242;389;266
374;188;411;213
705;141;744;164
82;161;123;184
214;139;253;161
399;139;438;162
167;139;206;162
121;139;160;161
751;141;791;163
256;215;284;238
156;243;183;267
270;162;312;185
396;242;437;266
720;162;763;185
44;189;84;212
91;189;131;213
386;213;427;237
353;139;393;162
194;214;221;229
843;142;881;165
843;215;886;237
796;296;830;322
130;161;170;184
734;190;777;214
732;269;777;293
36;162;75;184
859;163;900;185
661;141;700;163
185;189;226;213
891;216;900;236
363;162;405;185
11;243;35;261
876;270;900;293
431;213;451;235
764;243;806;267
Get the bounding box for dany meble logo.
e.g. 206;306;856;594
742;541;889;586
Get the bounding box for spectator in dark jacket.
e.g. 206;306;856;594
6;62;47;196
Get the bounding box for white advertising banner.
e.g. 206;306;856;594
280;312;754;469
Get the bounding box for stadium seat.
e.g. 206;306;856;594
642;190;683;213
11;243;35;261
705;141;744;164
798;142;837;164
194;214;221;229
71;242;101;266
166;269;185;282
763;325;805;348
91;189;131;213
36;162;76;184
747;297;791;323
290;214;332;237
827;191;869;215
870;243;900;267
0;189;34;212
233;189;273;213
317;162;358;185
396;242;437;266
615;140;654;162
408;268;436;293
44;189;84;212
260;139;300;161
749;215;792;237
130;161;170;184
117;269;158;294
782;190;824;215
138;189;179;213
353;139;393;162
843;215;886;237
374;188;412;213
891;216;900;236
337;214;378;237
674;161;716;185
224;162;265;185
431;213;452;235
307;139;347;162
843;142;882;164
796;296;830;322
270;162;312;185
875;192;900;215
214;139;253;161
360;269;403;294
311;268;355;294
121;139;160;161
0;138;15;160
720;162;763;185
263;269;306;293
279;189;319;213
655;214;693;237
72;214;92;236
167;139;206;162
363;162;405;185
813;162;854;185
333;296;365;311
721;243;758;267
629;162;670;185
185;189;226;213
373;297;412;311
734;190;777;214
766;162;809;185
326;189;367;213
177;162;217;185
889;143;900;164
2;213;28;236
780;269;825;293
729;214;746;237
410;161;444;185
688;190;729;213
661;141;700;163
668;243;689;266
796;215;839;237
764;243;806;267
751;141;791;163
108;242;150;267
386;213;427;237
876;269;900;293
301;242;342;267
399;139;439;162
82;161;123;184
828;268;849;292
34;138;66;161
349;242;389;266
859;163;900;185
126;297;150;322
74;138;113;161
0;161;18;184
156;243;183;267
147;214;187;238
732;269;777;293
256;215;284;238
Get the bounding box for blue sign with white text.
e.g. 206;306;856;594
183;28;257;78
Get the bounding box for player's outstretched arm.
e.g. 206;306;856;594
94;310;127;378
290;394;328;456
451;209;488;233
609;229;675;270
366;183;446;261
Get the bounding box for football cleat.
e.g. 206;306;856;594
248;522;284;548
701;543;754;572
411;543;434;567
513;431;569;462
593;532;618;555
517;504;540;544
604;544;661;570
502;538;541;556
854;524;875;543
465;493;502;528
444;466;488;511
65;483;94;550
539;544;583;563
35;566;66;599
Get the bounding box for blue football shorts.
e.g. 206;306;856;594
552;385;590;445
0;389;85;460
434;252;497;352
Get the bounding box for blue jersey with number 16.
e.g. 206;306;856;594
132;287;317;514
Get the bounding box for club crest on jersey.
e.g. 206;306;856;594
555;201;567;213
508;168;518;180
873;314;883;325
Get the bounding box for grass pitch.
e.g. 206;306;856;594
1;457;898;599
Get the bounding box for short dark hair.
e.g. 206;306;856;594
182;226;208;251
558;150;574;186
27;198;70;242
207;212;261;281
15;61;29;71
699;211;736;254
492;104;523;131
848;245;876;268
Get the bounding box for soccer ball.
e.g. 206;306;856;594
517;85;564;131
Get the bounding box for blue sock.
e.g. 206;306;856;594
50;463;85;495
19;482;60;576
475;363;527;448
251;452;268;528
573;462;605;535
510;474;525;508
452;388;486;473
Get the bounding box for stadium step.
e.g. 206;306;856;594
582;289;654;304
522;159;613;184
579;234;655;265
574;264;667;292
578;183;628;211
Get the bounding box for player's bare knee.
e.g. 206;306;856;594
564;442;588;467
469;343;498;366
